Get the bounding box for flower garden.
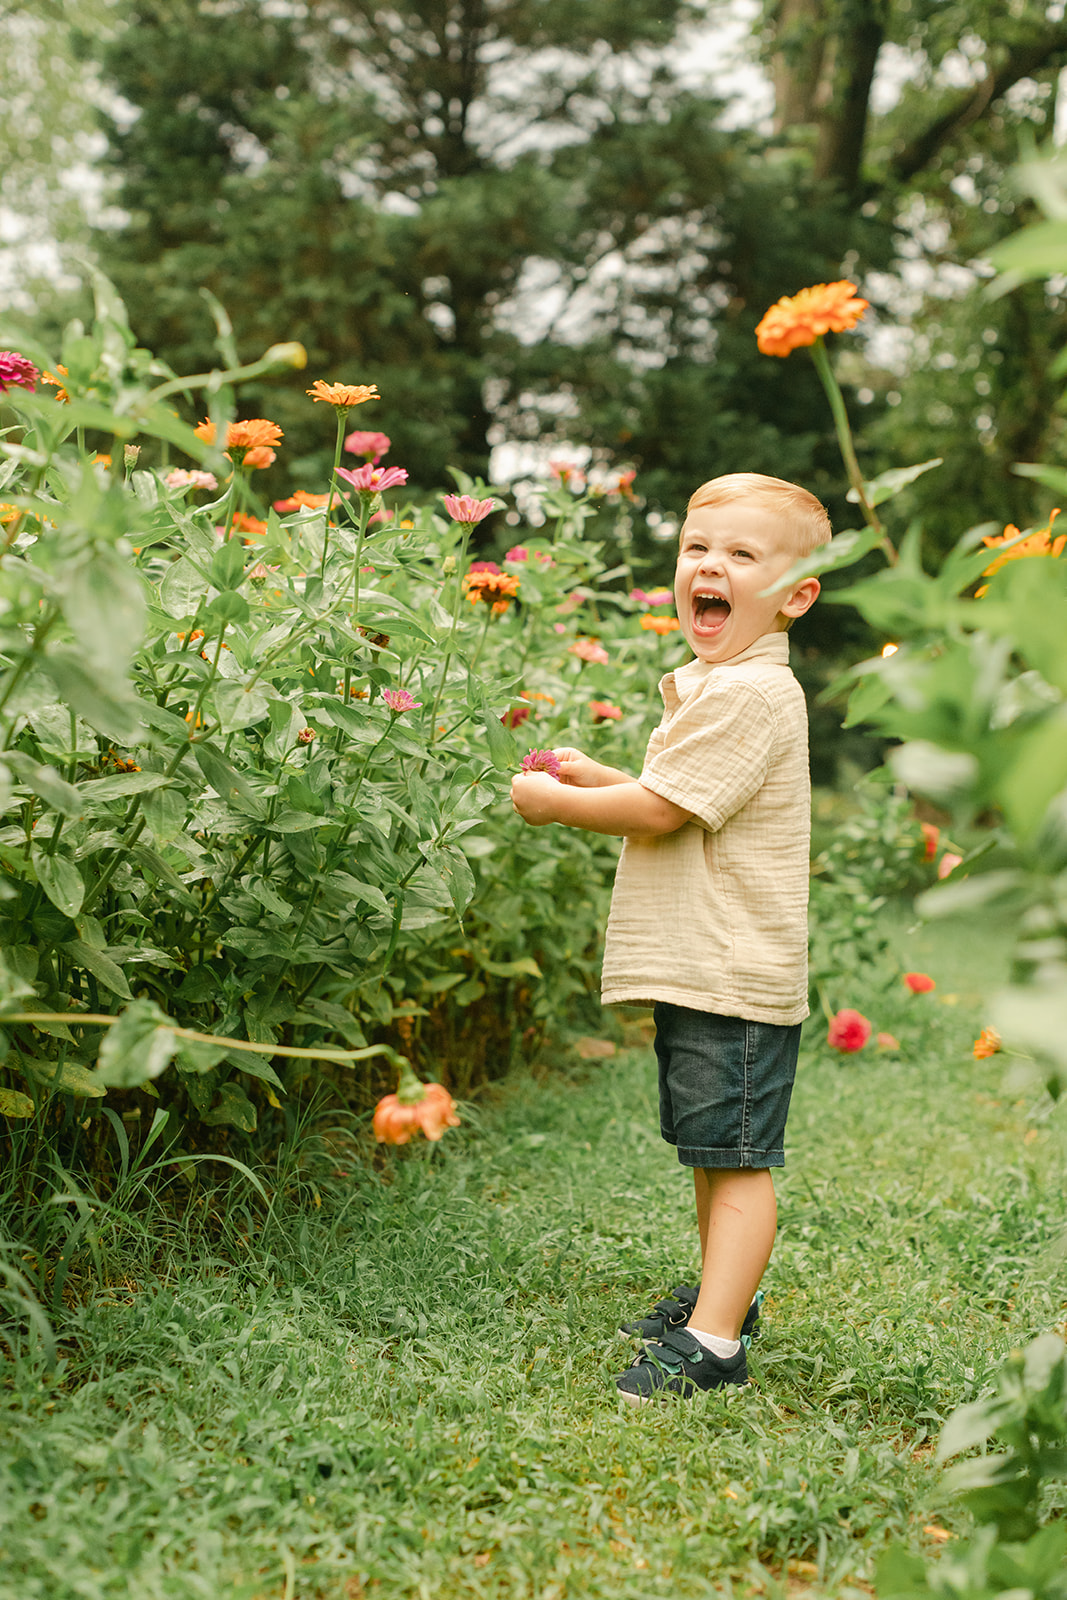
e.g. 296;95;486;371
1;223;1066;1596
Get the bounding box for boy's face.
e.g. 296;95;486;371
674;500;820;663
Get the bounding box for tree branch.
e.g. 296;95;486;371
889;29;1067;185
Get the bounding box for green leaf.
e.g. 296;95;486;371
58;551;145;688
159;557;210;619
986;217;1067;293
193;742;262;809
4;755;81;817
936;1398;999;1462
205;591;249;627
63;939;133;1000
31;848;85;918
329;873;391;916
431;845;476;916
0;1088;35;1118
873;1544;931;1598
94;999;177;1087
43;652;142;744
233;1053;284;1090
209;539;246;591
478;708;518;772
79;771;169;808
848;458;942;509
480;956;543;978
202;1081;257;1132
214;677;271;732
758;524;887;597
20;1058;106;1098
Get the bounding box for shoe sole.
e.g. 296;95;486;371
616;1379;750;1406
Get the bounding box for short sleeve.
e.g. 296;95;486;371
639;681;775;831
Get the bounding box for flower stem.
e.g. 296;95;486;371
350;494;372;630
809;337;895;565
428;523;473;741
321;409;349;577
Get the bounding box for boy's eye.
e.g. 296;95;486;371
733;549;753;560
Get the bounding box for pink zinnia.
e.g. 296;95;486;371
443;493;495;526
570;637;609;665
468;560;500;574
0;351;39;392
501;702;531;729
827;1009;872;1053
383;688;421;714
505;546;529;562
344;429;391;463
165;468;218;492
589;700;622;723
903;972;936;994
521;748;561;779
336;464;409;494
938;852;963;879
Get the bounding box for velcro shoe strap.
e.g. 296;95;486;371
652;1328;705;1362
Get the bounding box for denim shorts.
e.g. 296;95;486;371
653;1002;801;1169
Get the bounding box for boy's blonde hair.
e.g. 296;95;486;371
687;472;832;557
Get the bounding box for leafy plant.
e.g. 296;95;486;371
877;1333;1067;1600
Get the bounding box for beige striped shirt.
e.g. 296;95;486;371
601;631;810;1024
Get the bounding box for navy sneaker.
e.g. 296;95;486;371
615;1327;749;1404
619;1285;762;1347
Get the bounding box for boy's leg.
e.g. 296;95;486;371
690;1167;777;1342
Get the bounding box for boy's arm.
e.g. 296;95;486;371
554;746;634;788
511;772;691;837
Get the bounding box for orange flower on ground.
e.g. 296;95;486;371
373;1077;461;1144
640;615;680;635
462;567;521;611
903;972;936;994
42;366;70;403
973;1026;1002;1060
306;380;379;409
755;280;869;357
195;417;284;461
976;509;1064;595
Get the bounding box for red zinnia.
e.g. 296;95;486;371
903;972;936;994
827;1010;872;1053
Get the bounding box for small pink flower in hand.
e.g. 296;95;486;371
521;748;561;780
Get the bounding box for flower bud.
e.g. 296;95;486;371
264;341;308;370
442;555;457;576
124;444;141;467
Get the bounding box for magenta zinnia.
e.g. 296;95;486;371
382;688;421;714
0;351;39;392
521;748;561;779
443;493;494;526
336;464;409;495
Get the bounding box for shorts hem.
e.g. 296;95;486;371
672;1142;785;1170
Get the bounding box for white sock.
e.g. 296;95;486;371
687;1326;741;1359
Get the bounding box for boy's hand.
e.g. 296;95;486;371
554;747;632;788
511;771;564;825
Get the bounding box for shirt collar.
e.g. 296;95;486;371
660;631;790;708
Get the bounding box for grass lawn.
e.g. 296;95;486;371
2;912;1065;1599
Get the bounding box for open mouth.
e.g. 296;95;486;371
693;593;731;631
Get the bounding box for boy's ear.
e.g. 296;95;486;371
779;576;820;619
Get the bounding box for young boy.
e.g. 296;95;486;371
510;472;830;1403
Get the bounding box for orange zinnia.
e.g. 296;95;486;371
195;417;284;459
755;280;869;357
230;512;268;539
274;491;332;513
973;1026;1001;1060
640;615;680;635
42;366;70;403
462;569;521;610
976;509;1064;595
306;380;380;409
